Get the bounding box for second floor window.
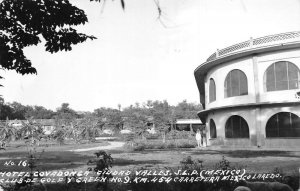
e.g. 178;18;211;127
264;61;300;92
224;69;248;98
209;78;216;102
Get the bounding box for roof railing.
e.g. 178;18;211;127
207;31;300;62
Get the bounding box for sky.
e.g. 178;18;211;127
1;0;300;112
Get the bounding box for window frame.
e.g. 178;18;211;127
209;78;216;103
264;61;300;92
266;112;300;138
224;69;248;98
209;119;217;139
225;115;250;139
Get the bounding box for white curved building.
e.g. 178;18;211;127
194;31;300;148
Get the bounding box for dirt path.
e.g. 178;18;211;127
69;141;125;152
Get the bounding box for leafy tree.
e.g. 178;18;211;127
87;150;113;191
20;119;44;146
93;107;123;131
0;0;165;88
52;121;81;145
54;103;79;123
174;100;202;119
24;105;55;119
0;98;56;120
122;104;149;139
0;119;18;143
0;102;13;120
7;101;28;119
0;0;96;82
78;117;102;142
149;100;173;142
156;123;169;143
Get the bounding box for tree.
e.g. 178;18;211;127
25;105;55;119
0;119;18;143
78;117;101;142
0;0;96;82
149;100;173;142
7;101;28;119
0;101;13;120
93;107;123;131
0;0;165;86
52;120;81;145
122;104;149;138
174;100;202;119
20;119;44;146
54;103;79;122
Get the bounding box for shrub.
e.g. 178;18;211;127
144;132;160;140
87;150;113;191
124;138;196;151
133;144;146;151
167;130;192;140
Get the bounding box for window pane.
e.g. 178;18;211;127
225;118;233;138
266;114;278;137
288;80;299;89
266;112;300;138
225;116;249;138
266;65;275;91
210;119;217;138
225;70;248;97
241;118;249;138
240;72;248;95
209;79;216;102
291;114;300;137
288;63;299;80
231;70;240;96
266;61;300;91
278;112;290;137
275;61;288;83
231;116;239;137
288;62;299;90
276;80;289;91
225;74;231;97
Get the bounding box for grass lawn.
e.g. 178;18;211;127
0;140;109;171
108;149;300;175
0;139;299;175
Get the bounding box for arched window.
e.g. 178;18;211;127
210;119;217;138
225;115;249;138
266;112;300;138
209;78;216;102
264;61;300;92
224;69;248;98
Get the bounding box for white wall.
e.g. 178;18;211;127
207;107;255;147
257;49;300;103
205;48;300;109
203;48;300;148
205;57;256;109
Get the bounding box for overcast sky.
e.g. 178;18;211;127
1;0;300;111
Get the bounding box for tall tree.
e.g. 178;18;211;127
25;105;55;119
7;101;28;119
0;99;13;120
0;0;164;86
0;0;96;82
54;103;78;120
93;107;123;130
174;100;202;119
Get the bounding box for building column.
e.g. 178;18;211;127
252;56;262;147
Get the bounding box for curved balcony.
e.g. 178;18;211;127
206;31;300;62
194;31;300;108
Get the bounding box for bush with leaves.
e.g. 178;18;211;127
87;150;113;191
